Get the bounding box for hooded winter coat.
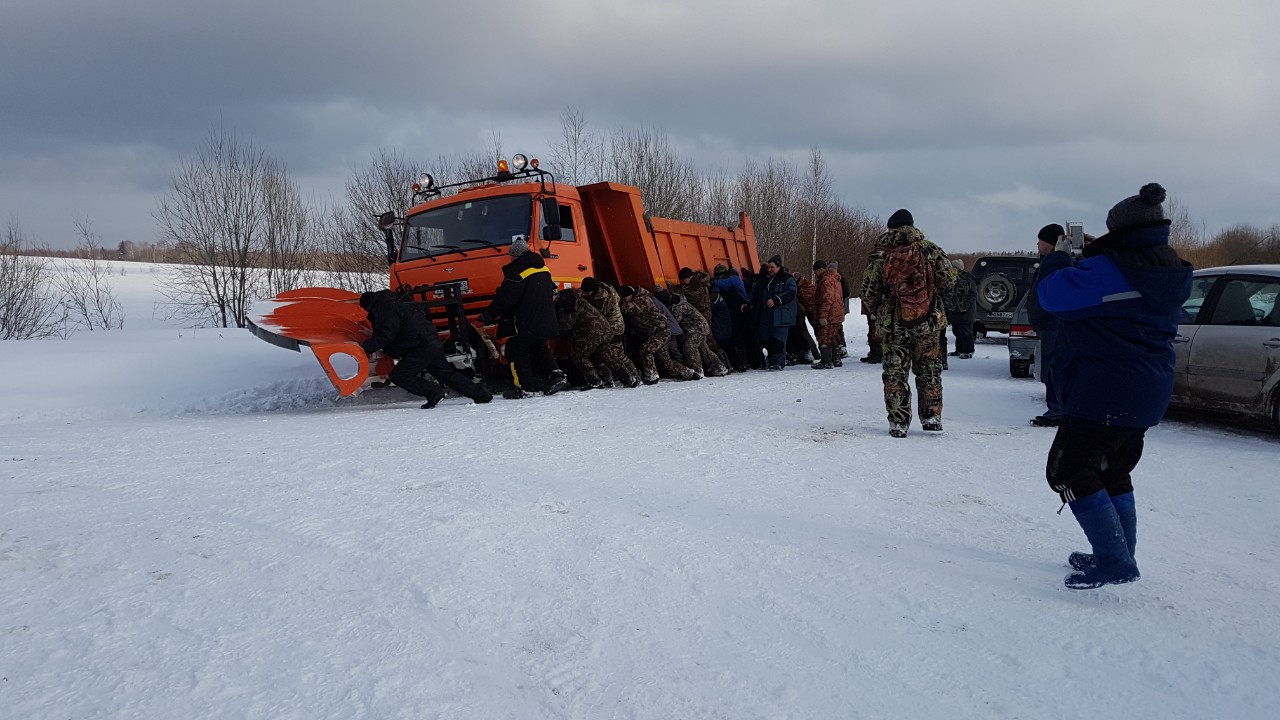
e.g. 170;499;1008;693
360;290;439;358
1036;220;1192;427
481;250;559;339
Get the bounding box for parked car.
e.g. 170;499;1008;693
1170;264;1280;433
1007;292;1037;378
971;255;1040;334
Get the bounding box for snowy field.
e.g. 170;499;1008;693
2;260;1278;719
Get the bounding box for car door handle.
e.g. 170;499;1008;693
1264;339;1280;348
1173;335;1191;344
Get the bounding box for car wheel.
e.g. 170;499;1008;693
1010;359;1032;378
978;274;1017;311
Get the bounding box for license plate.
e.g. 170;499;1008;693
432;280;471;297
987;311;1013;320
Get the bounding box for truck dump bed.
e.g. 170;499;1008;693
577;182;758;288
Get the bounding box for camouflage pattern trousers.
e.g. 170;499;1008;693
678;329;727;377
572;337;638;386
636;332;694;382
881;322;944;425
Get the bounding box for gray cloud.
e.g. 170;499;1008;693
3;0;1277;251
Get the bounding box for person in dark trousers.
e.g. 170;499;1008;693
711;264;757;371
1027;224;1066;426
1036;183;1191;590
943;258;977;359
360;290;493;408
749;255;799;370
480;237;568;399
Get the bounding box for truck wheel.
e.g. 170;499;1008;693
978;274;1016;311
1010;359;1032;378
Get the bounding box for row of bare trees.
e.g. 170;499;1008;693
548;107;885;282
1;220;125;339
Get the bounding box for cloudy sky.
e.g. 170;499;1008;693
3;0;1277;253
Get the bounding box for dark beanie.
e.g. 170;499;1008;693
812;260;827;271
768;254;783;266
1037;224;1065;244
580;277;598;294
617;285;637;299
654;289;673;307
887;209;914;229
713;263;729;277
1106;183;1167;232
678;267;694;281
358;291;377;310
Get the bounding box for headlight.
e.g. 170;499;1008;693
512;154;528;171
413;173;434;192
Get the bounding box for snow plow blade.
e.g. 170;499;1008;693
246;287;393;397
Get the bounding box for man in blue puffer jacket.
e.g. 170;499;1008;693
1036;182;1192;590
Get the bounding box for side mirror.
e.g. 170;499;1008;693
540;197;561;226
543;224;562;241
375;211;398;264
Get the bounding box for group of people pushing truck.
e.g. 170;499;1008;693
357;236;868;408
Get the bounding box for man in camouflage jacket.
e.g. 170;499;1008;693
666;292;728;378
860;209;957;436
618;286;697;384
555;288;640;389
581;277;625;339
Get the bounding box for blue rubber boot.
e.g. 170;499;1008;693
1064;490;1140;589
1068;492;1137;571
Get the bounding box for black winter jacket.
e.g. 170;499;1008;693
360;290;440;358
482;250;560;339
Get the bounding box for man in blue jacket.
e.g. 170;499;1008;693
1036;183;1191;589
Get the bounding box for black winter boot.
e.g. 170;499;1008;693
860;342;882;364
811;346;834;369
421;382;447;409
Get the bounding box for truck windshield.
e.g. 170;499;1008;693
400;195;533;261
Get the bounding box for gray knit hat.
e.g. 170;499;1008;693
1106;183;1167;232
509;236;530;257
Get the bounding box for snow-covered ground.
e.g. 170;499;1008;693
2;261;1277;719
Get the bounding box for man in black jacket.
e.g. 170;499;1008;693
480;237;568;398
359;290;493;408
1027;224;1066;426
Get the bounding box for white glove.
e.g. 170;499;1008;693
1054;234;1073;253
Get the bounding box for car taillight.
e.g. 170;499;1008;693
1010;324;1036;338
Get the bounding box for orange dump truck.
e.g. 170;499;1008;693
248;154;760;396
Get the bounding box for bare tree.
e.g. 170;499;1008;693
56;218;125;331
803;147;834;270
603;125;702;220
154;125;307;328
259;171;318;297
549;105;605;186
321;148;426;282
0;220;66;339
735;157;802;267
